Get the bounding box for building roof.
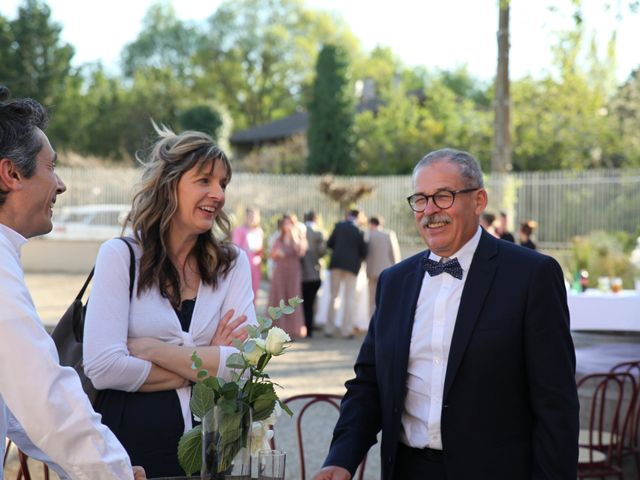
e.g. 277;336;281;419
230;111;309;145
229;98;385;146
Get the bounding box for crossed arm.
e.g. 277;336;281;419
127;309;249;392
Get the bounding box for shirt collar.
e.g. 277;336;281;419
428;225;482;275
0;223;28;255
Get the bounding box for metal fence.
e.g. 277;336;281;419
54;167;640;249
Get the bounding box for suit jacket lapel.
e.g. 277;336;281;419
443;231;499;400
393;253;426;391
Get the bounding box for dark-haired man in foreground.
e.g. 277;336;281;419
0;87;145;479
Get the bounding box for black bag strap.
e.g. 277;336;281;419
118;237;136;300
74;237;136;302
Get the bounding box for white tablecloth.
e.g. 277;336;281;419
568;289;640;332
314;267;371;332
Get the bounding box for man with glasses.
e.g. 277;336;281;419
314;148;578;480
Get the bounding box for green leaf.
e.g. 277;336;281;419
177;424;202;475
281;305;294;314
279;299;286;308
190;383;215;419
278;398;294;417
191;351;203;369
232;338;244;349
246;324;260;338
261;318;273;329
288;296;303;306
267;306;278;319
197;370;208;379
226;352;246;369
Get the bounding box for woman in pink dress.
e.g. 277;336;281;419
268;213;307;338
232;208;264;302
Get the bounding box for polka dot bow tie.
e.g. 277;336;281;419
423;256;464;280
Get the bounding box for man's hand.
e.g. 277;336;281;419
312;466;351;480
132;465;146;479
210;309;248;346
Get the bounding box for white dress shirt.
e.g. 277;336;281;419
83;238;257;431
400;226;482;450
0;224;134;480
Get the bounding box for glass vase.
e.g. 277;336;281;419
201;400;252;480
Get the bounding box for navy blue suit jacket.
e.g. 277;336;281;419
324;230;579;479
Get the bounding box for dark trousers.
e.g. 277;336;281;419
394;443;446;480
301;280;321;337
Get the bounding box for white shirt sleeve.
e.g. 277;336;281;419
83;239;151;391
217;250;258;379
0;238;134;479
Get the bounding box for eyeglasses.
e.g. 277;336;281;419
406;188;479;212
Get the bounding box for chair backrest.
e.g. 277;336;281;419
272;393;368;480
577;372;636;471
3;438;50;480
610;360;640;450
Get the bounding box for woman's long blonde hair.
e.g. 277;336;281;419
126;126;237;307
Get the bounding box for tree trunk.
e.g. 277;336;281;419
493;1;512;173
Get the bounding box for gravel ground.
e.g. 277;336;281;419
6;274;640;479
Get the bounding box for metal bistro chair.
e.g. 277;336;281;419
611;360;640;476
577;372;636;479
271;393;368;480
3;438;50;480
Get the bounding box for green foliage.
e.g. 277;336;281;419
178;105;224;141
195;0;361;130
307;44;356;174
177;297;302;475
569;231;636;288
0;0;74;106
120;2;201;80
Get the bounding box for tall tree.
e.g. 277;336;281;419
194;0;361;129
307;44;355;174
120;1;201;82
0;0;74;106
492;0;512;173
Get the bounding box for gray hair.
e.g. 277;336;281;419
0;87;48;206
412;148;484;189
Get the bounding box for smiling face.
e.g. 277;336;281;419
19;129;67;238
170;158;228;239
413;159;487;257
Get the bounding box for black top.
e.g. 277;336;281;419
95;298;196;478
500;231;515;243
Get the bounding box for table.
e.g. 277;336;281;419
568;289;640;332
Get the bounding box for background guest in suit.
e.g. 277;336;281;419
519;219;538;249
496;211;515;242
324;209;368;339
301;211;326;337
314;148;578;480
365;215;400;318
233;207;264;303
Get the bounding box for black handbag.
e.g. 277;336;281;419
51;237;135;405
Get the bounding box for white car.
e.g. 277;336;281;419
46;204;131;240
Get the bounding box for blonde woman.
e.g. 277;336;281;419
83;128;255;477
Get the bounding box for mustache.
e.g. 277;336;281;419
420;214;452;228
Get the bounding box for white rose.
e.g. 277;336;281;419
265;327;291;355
242;338;266;365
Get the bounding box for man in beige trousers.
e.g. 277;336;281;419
365;216;400;318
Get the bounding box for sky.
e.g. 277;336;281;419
1;0;638;82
